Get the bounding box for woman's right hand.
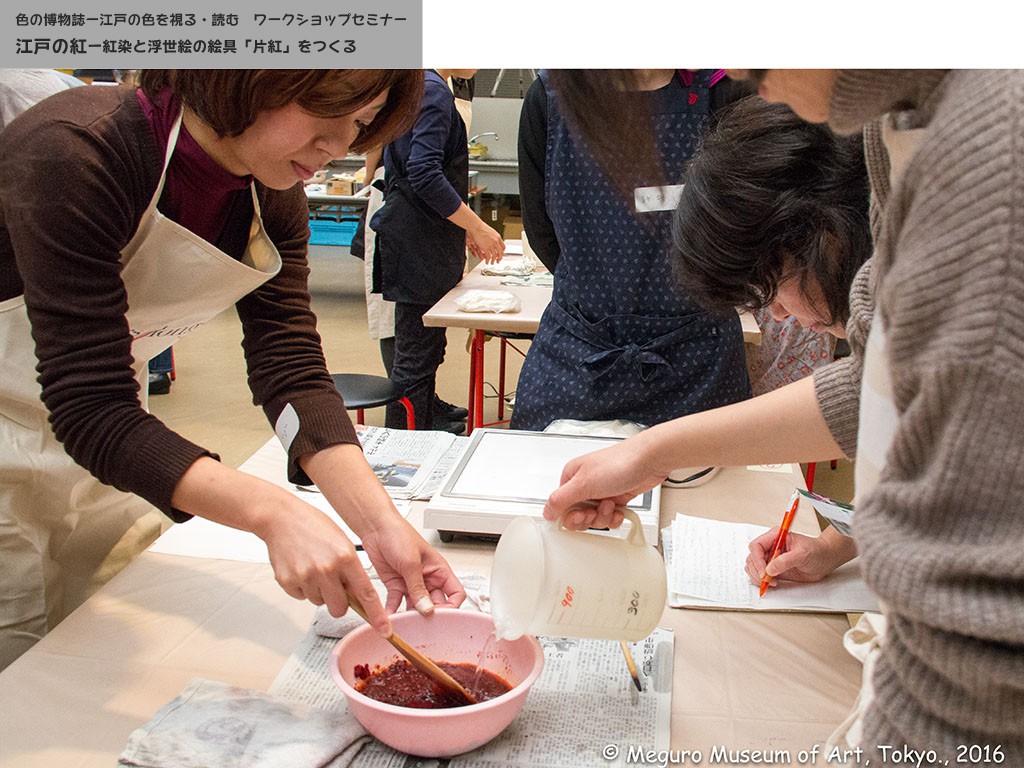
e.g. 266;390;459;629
543;436;670;531
255;493;390;629
172;457;392;634
467;221;505;264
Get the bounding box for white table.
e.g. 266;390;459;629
305;185;369;222
423;253;552;432
0;446;862;767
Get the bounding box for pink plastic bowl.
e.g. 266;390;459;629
330;608;544;758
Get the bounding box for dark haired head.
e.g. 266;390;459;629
671;96;871;328
138;70;422;152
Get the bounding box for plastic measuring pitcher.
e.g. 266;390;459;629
490;509;667;641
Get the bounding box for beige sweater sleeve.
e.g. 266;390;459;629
812;258;874;457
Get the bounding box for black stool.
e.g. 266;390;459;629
330;373;415;430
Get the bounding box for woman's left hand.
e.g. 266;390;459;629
359;518;467;614
449;202;505;264
303;443;466;616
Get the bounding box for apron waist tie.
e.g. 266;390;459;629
582;344;670;382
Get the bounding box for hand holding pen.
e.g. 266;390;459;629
746;491;854;591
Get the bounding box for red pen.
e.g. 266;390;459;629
759;492;800;597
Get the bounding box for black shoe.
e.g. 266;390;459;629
436;420;466;436
434;394;468;422
148;372;171;395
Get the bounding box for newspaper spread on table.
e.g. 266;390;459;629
354;425;470;501
270;623;673;768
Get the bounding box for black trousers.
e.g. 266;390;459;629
386;302;447;430
379;335;395;378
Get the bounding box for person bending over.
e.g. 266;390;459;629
0;70;465;671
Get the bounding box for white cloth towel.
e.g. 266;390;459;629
543;418;646;438
480;261;535;277
454;289;521;313
118;678;369;768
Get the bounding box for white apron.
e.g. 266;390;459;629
363;164;394;340
0;113;281;669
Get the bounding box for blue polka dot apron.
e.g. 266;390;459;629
511;70;750;431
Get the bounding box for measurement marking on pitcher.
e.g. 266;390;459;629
627;590;640;616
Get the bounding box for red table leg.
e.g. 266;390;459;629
498;337;507;421
468;329;486;434
467;333;477;434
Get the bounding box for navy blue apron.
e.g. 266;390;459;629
511;70;750;431
371;74;469;306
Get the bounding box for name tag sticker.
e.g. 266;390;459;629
634;184;684;213
275;403;300;453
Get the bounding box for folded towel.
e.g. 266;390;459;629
454;289;521;313
119;678;368;768
481;261;534;277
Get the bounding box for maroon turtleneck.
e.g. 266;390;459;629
136;87;252;248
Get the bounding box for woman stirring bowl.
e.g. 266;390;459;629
0;69;465;671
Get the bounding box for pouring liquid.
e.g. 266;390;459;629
471;630;499;693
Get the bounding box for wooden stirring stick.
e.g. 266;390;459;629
619;641;642;692
344;590;477;705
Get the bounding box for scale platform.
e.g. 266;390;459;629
424;428;661;544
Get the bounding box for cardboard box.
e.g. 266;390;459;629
503;215;524;241
484;203;508;226
479;202;509;234
326;176;354;196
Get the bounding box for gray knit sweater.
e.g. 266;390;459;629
814;70;1024;761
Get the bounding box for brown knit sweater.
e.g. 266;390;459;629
815;70;1024;761
0;86;358;520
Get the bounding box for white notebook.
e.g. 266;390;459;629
663;513;879;613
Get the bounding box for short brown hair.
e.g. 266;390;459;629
138;70;422;151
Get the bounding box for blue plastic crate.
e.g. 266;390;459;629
309;218;359;247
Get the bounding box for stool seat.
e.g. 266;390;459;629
331;373;404;409
330;373;415;430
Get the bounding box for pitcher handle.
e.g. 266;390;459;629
553;506;647;547
620;508;647;547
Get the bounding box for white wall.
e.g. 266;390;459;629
467;98;523;160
